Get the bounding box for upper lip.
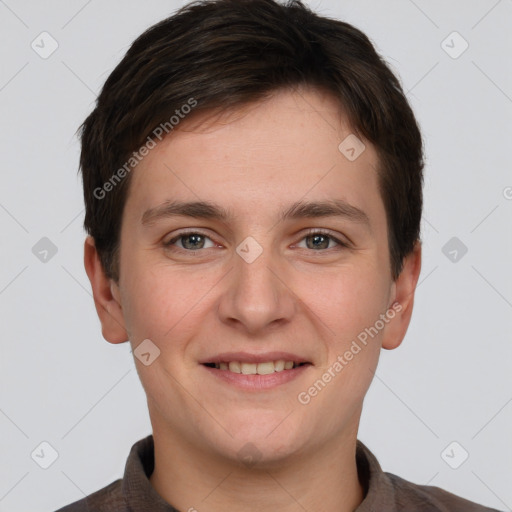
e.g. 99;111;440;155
199;351;311;364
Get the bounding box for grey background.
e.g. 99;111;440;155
0;0;511;511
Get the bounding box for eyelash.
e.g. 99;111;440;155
163;228;350;253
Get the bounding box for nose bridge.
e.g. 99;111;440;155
217;238;295;333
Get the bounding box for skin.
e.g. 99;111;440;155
85;87;421;512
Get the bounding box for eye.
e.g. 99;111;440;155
164;231;216;251
163;229;349;253
296;230;348;251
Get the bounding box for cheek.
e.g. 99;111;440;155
119;256;171;339
296;266;388;424
295;260;391;341
119;257;217;346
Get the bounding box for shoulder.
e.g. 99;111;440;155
386;472;501;512
355;440;500;512
54;478;126;512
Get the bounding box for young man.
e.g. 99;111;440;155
57;0;499;510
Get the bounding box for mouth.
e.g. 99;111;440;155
203;360;310;375
199;352;312;390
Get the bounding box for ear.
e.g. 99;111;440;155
84;236;129;344
381;241;422;350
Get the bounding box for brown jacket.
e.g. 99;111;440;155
55;435;501;511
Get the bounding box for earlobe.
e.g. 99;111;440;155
381;241;422;350
83;236;129;344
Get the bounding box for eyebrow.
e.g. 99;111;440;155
141;199;370;227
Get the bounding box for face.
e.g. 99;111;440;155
88;88;420;467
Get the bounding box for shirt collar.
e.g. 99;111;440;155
122;435;179;511
122;435;395;511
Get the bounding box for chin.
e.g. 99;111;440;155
210;412;308;464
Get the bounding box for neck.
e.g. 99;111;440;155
149;420;364;512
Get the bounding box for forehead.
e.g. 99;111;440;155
124;88;384;226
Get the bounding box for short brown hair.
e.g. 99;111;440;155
79;0;424;281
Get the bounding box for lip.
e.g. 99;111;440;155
198;351;310;365
201;362;312;391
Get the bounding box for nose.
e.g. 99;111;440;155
217;243;296;335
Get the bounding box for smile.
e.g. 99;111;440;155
203;360;308;375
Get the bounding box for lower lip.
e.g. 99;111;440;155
201;364;311;390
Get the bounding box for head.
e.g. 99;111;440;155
82;0;423;466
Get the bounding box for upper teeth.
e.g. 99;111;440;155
215;360;298;374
